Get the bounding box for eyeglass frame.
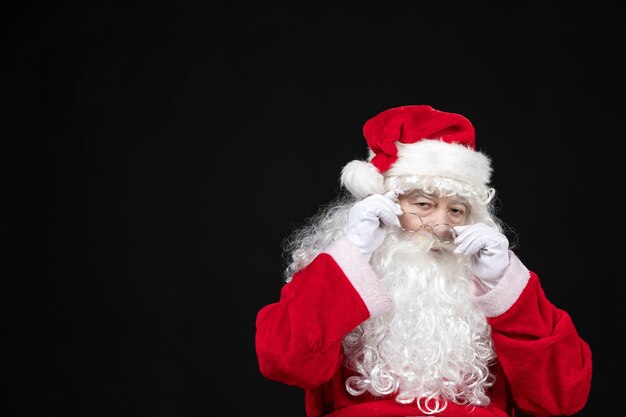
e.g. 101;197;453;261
398;212;459;243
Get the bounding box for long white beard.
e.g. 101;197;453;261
342;229;496;414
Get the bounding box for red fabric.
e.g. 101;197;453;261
255;253;592;417
255;253;371;388
488;276;593;416
362;105;476;173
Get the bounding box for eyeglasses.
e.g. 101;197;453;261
398;212;458;243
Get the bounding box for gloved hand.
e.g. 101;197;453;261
345;191;402;260
453;223;510;290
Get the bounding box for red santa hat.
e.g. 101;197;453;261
340;105;493;199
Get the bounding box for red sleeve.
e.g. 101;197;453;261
255;253;371;389
488;272;592;416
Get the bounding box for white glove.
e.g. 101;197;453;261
453;223;510;290
345;191;402;260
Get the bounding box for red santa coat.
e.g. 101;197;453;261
255;238;592;417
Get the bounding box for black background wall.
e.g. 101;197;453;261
3;2;622;416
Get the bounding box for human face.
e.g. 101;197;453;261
397;190;469;241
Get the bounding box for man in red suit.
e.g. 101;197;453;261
255;105;592;417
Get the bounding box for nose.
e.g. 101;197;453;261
420;208;456;242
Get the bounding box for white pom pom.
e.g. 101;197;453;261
340;160;385;199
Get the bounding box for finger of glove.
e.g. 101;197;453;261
349;197;386;221
452;225;470;235
460;227;507;252
454;236;487;256
361;194;402;218
457;232;508;257
454;224;498;246
454;223;492;237
383;189;403;201
378;192;403;215
378;208;401;228
375;194;402;227
454;224;499;252
347;195;393;233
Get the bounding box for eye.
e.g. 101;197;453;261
448;206;467;222
411;198;435;215
450;207;464;215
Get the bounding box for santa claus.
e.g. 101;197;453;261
255;105;592;416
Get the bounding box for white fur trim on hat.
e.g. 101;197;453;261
341;139;491;199
340;160;385;199
387;140;491;187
